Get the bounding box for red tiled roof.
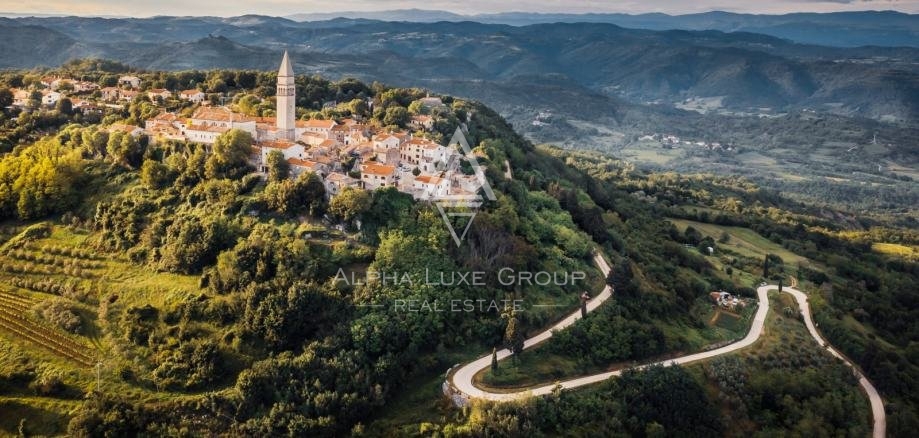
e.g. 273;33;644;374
361;163;395;176
185;124;229;133
192;106;255;123
287;158;320;167
259;139;299;150
415;175;444;184
297;119;338;129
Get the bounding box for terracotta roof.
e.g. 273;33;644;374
415;175;444;184
298;119;338;129
287;158;319;168
180;89;204;96
185;124;229;133
152;112;179;122
258;139;299;150
191;106;255;123
361;163;396;176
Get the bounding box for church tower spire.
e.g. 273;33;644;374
276;51;296;140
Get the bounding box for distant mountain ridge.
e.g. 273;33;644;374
286;9;919;48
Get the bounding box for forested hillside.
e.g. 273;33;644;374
0;66;916;436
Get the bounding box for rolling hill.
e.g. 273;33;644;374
3;17;919;123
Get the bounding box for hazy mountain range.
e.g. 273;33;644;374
284;9;919;48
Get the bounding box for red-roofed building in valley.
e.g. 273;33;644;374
360;163;396;190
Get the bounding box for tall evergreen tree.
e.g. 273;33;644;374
608;258;637;296
504;313;525;363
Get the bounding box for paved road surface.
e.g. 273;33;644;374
445;257;885;437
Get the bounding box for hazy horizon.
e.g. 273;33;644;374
0;0;917;19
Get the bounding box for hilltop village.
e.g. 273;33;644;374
8;53;481;202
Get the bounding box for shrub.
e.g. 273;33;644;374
34;299;83;334
31;373;65;396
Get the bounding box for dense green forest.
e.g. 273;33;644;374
0;64;915;436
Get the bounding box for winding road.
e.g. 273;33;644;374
445;253;886;437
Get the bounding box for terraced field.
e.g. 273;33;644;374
0;290;95;366
0;230;105;367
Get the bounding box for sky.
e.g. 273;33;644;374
0;0;916;17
